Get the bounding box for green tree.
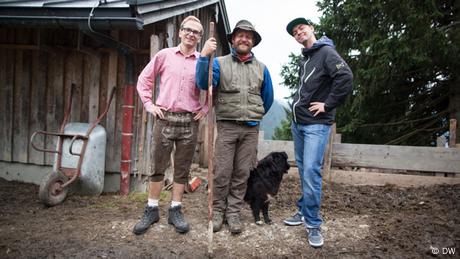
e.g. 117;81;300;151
272;53;300;141
274;0;459;145
272;107;293;140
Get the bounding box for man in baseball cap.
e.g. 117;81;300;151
286;17;313;36
283;17;353;248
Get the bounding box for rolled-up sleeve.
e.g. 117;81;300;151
137;52;163;111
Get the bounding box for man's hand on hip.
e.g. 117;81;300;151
309;102;325;116
147;105;166;119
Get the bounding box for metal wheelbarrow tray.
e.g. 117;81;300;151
30;84;116;206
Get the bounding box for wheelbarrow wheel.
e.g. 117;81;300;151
39;171;69;206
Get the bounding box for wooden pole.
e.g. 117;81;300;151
323;123;336;187
207;22;215;256
449;119;457;148
136;35;159;183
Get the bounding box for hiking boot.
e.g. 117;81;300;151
307;228;324;248
226;213;243;234
212;211;224;232
283;211;304;226
168;205;189;233
133;206;159;235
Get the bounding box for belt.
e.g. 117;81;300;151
163;111;193;117
161;111;194;125
221;120;253;126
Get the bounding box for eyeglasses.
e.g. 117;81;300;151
181;27;202;37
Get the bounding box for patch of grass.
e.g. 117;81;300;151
159;190;171;202
125;190;171;204
128;192;148;204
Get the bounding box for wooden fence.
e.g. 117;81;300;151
257;120;460;176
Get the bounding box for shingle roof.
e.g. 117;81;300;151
0;0;230;31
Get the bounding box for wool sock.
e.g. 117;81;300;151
171;201;182;208
147;199;159;208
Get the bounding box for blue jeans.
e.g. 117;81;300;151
291;122;331;228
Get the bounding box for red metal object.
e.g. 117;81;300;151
120;83;135;195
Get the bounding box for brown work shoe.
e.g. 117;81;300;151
227;213;243;234
212;211;224;232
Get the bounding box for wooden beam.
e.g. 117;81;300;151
332;143;460;174
84;55;101;123
0;43;39;50
105;49;118;172
449;119;457;148
330;169;460;187
136;34;160;177
45;51;64;165
12;49;30;163
28;50;47;165
0;48;14;162
323;123;336;184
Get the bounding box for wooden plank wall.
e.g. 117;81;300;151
0;6;225;174
0;28;14;162
0;26;153;172
131;8;223;175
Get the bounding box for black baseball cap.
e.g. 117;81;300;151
286;17;313;36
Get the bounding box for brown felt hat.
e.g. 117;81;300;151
227;20;262;47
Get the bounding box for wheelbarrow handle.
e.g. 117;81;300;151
30;131;60;154
69;134;88;156
83;87;116;137
95;87;116;125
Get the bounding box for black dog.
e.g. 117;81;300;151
244;151;290;225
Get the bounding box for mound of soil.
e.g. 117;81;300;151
0;168;458;258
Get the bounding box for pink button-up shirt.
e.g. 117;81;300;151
137;46;207;114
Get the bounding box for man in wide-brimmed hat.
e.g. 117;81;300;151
196;20;274;234
283;17;353;248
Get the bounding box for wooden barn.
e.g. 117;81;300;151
0;0;231;193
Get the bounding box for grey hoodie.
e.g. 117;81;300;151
291;36;353;125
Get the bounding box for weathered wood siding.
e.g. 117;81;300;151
0;6;225;174
0;27;142;172
132;9;228;175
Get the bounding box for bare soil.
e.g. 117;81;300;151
0;167;459;258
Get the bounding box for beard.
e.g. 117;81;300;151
235;44;252;55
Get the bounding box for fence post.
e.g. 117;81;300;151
449;119;458;178
449;119;457;148
323;123;336;187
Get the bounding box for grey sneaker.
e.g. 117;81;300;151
283;211;304;226
212;211;224;232
307;228;324;248
227;213;243;234
133;206;160;235
168;205;189;233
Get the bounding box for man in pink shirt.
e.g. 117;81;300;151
133;15;207;235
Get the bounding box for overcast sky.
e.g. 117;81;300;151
224;0;322;101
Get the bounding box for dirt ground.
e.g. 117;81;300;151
0;167;459;259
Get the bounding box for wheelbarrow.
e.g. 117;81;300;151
30;84;116;206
